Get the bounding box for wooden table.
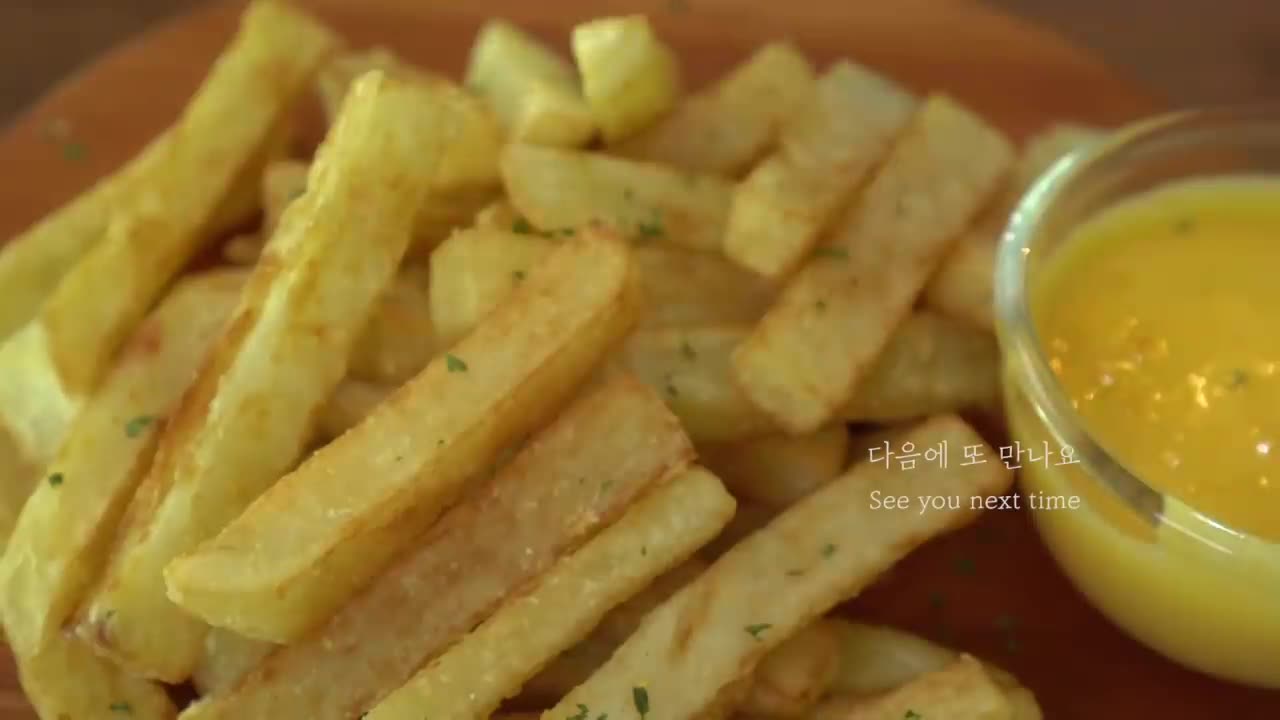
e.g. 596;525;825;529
1;0;1278;125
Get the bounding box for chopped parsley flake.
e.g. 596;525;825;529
636;218;664;240
905;711;922;720
559;227;577;237
109;702;132;714
512;218;536;234
680;341;697;361
1173;217;1196;234
445;354;468;373
665;381;679;399
48;472;64;488
633;686;649;719
785;568;805;577
568;703;590;720
815;299;828;312
124;415;157;438
813;247;848;259
641;546;647;556
1229;368;1249;389
745;623;772;639
821;543;837;558
512;269;526;283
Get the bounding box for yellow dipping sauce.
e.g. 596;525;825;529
1008;176;1280;689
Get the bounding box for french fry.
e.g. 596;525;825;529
165;233;640;643
924;122;1105;330
841;311;1000;422
541;415;1012;720
366;467;735;720
724;61;916;280
317;48;445;121
349;263;436;383
0;270;245;659
75;71;458;681
178;373;682;720
261;159;309;235
192;628;275;696
466;20;596;147
572;15;680;143
502;143;732;251
818;655;1014;720
699;425;849;510
315;379;393;440
613;42;815;176
0;2;337;468
732;95;1014;433
614;326;775;444
741;620;841;718
17;633;177;720
634;246;775;328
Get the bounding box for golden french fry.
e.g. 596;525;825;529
366;467;735;720
179;373;683;720
819;655;1013;720
261;159;309;235
349;263;436;383
192;628;275;697
613;42;815;175
700;425;849;510
841;311;1000;422
634;246;775;328
17;633;176;720
502;143;732;251
572;15;680;143
76;70;458;681
165;233;640;644
466;20;596;147
0;2;338;469
741;620;841;718
724;61;916;280
541;415;1012;720
732;95;1014;433
0;270;245;658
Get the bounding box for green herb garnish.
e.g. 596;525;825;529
905;711;922;720
745;623;772;639
446;354;468;373
568;704;590;720
1228;368;1249;389
512;269;526;283
633;687;649;719
813;247;848;260
124;415;156;438
821;543;837;558
680;341;697;361
48;472;64;488
512;218;536;234
1173;217;1196;234
109;702;132;714
815;299;828;313
636;219;664;240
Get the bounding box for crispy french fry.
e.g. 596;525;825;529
924;123;1105;330
165;233;640;643
466;20;596;147
732;95;1014;433
192;628;275;697
741;620;841;718
0;2;337;468
541;415;1012;720
17;633;176;720
367;467;735;720
613;42;815;175
75;71;457;681
841;311;1000;422
819;655;1013;720
503;143;732;251
572;15;680;143
0;270;245;658
316;378;393;440
350;263;436;383
614;326;775;444
699;425;849;510
179;373;682;720
634;246;775;328
724;62;916;280
429;227;556;345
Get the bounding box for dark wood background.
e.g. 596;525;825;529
2;0;1279;126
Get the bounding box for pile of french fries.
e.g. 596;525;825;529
0;2;1107;718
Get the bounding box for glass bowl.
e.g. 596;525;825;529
994;107;1280;689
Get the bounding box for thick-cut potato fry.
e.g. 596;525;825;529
541;415;1012;720
466;20;596;147
732;96;1014;433
429;227;556;345
820;655;1013;720
17;633;176;720
0;270;245;659
367;467;735;720
76;71;456;681
179;374;681;720
841;311;1000;422
724;62;916;280
700;425;849;510
741;620;841;718
350;263;436;383
613;43;815;175
503;143;732;251
192;628;275;696
165;234;640;643
634;246;775;328
614;326;774;444
572;15;680;143
924;122;1105;330
0;2;337;469
316;379;393;440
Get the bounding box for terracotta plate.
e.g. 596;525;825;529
1;0;1276;718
